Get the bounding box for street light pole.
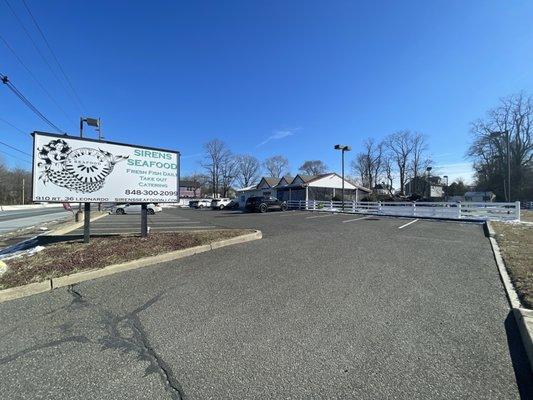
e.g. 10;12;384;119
78;116;101;242
334;144;351;211
490;130;511;201
506;130;511;201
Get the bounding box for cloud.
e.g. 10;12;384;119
256;128;299;148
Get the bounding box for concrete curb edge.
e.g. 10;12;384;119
485;221;533;372
0;230;262;303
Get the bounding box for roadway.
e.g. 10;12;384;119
0;208;531;399
0;206;73;235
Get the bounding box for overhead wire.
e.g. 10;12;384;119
0;148;31;164
2;0;81;117
0;116;27;135
1;72;65;133
0;139;31;157
21;0;86;113
0;33;75;126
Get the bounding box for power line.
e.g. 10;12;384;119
0;117;27;135
3;0;82;116
0;140;31;157
1;72;64;133
0;148;31;164
21;0;86;112
0;33;75;125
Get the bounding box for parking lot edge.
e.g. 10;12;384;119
0;280;51;303
0;230;262;303
485;221;533;372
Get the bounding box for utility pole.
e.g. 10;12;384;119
22;178;25;205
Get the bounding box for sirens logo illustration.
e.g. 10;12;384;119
37;139;129;193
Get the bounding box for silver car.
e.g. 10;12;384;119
113;203;162;215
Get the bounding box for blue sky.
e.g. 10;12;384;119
1;0;532;183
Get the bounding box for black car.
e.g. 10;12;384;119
245;196;288;213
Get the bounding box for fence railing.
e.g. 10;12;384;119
286;200;521;221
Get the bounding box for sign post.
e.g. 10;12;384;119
141;204;148;237
84;203;91;243
31;132;180;241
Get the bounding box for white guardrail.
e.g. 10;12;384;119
286;200;521;221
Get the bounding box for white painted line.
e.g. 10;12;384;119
398;219;419;229
342;216;371;223
306;213;336;219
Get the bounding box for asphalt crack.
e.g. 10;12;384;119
98;294;185;400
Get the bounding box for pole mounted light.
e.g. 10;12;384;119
426;166;432;199
489;130;511;202
78;116;102;242
334;144;351;211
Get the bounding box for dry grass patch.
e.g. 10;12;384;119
0;229;253;289
492;222;533;309
521;210;533;223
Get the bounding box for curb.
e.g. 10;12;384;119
0;230;262;303
485;221;533;372
48;212;109;236
513;308;533;373
0;280;51;303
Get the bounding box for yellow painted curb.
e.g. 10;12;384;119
0;230;262;303
48;212;109;236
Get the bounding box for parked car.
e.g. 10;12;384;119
114;203;162;215
211;198;233;210
245;196;288;213
225;199;240;210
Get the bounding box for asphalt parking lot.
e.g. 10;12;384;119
69;208;218;235
0;207;531;399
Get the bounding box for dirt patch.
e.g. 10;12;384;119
521;210;533;223
492;222;533;309
0;229;253;289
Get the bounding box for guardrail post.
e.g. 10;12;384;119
313;200;317;210
457;203;462;219
352;200;355;213
412;202;416;216
330;200;333;210
515;201;521;221
378;201;382;214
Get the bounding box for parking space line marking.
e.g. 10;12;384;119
306;213;337;219
342;216;371;223
398;219;419;229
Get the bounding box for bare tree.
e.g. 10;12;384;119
201;139;231;197
219;155;239;197
408;133;431;196
263;155;289;178
235;155;261;188
382;155;395;196
384;130;416;195
298;160;327;175
0;158;32;205
468;92;533;201
351;139;383;189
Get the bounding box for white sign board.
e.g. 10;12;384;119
32;132;180;203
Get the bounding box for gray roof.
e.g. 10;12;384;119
260;177;282;187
